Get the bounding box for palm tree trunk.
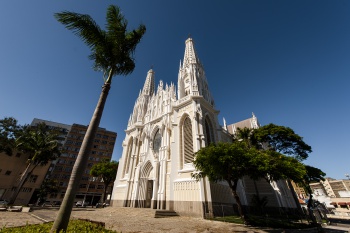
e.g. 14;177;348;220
51;82;111;233
9;162;38;204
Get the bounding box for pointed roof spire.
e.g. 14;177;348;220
142;69;155;96
183;38;199;67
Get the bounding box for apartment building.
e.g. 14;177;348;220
30;119;117;205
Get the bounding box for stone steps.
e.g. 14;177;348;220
154;210;179;218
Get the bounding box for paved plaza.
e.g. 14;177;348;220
0;207;349;233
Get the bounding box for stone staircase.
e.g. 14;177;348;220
154;210;179;218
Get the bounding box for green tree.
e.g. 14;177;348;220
51;5;146;232
37;179;60;205
235;127;253;143
0;117;24;156
9;122;61;204
252;124;312;161
251;124;313;215
192;141;306;223
90;160;119;203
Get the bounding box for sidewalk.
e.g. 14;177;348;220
0;207;349;233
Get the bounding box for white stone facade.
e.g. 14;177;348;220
111;38;297;217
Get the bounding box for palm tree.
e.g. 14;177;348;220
51;5;146;232
235;127;254;146
9;123;61;204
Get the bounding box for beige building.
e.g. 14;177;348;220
310;178;350;198
0;150;50;205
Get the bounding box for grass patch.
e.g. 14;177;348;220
0;219;117;233
209;215;311;229
247;215;311;229
208;215;245;224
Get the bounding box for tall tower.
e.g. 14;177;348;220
128;69;155;127
178;38;214;106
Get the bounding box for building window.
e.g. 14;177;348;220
182;116;194;164
123;138;133;177
204;116;215;146
5;170;12;176
64;167;72;172
22;187;32;193
28;175;38;183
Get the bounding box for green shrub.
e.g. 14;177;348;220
0;219;117;232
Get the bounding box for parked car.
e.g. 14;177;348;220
42;200;53;207
0;199;9;206
51;201;61;206
75;201;89;207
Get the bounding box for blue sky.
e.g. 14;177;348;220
1;1;349;179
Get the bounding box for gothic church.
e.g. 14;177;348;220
111;38;298;217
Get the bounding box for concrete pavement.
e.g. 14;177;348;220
0;207;349;232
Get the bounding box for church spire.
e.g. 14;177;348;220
183;38;199;67
142;69;155;96
177;38;215;106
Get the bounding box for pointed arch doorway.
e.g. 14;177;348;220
138;161;154;208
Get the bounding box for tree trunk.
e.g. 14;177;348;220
102;182;108;203
227;179;248;224
51;83;111;233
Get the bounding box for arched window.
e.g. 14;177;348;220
123;138;133;176
204;116;214;146
183;117;194;164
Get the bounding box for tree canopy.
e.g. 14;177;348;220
54;5;146;83
192;141;306;222
16;122;61;166
0;117;24;155
251;123;312;161
90;160;119;203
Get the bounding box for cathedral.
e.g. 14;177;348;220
110;38;298;217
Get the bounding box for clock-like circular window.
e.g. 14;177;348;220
153;129;162;153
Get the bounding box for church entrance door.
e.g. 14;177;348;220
145;180;153;208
